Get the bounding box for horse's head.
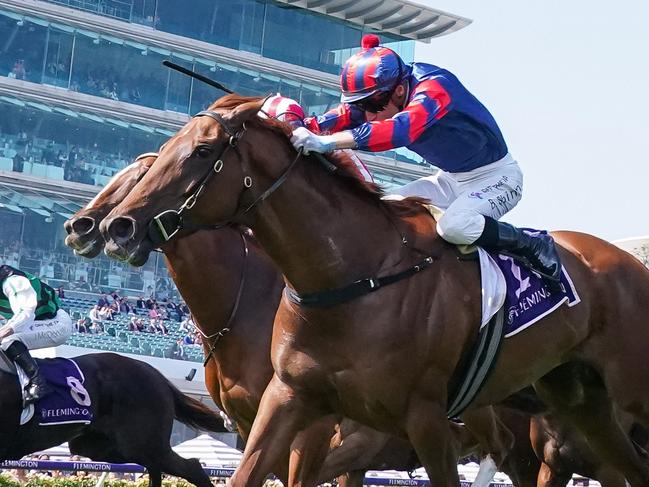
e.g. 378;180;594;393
100;95;289;265
64;153;156;258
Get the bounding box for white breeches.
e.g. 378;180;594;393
386;153;523;244
1;309;73;351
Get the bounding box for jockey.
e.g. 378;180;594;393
0;265;73;404
290;35;561;282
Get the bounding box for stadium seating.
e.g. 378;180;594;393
61;297;204;363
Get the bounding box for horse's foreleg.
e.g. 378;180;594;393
536;364;649;487
406;398;460;487
316;424;392;483
462;406;514;467
229;374;316;487
336;470;367;487
536;462;572;487
288;414;338;487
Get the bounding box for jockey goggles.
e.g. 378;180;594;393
351;89;394;113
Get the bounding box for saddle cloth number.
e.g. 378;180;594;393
66;376;91;406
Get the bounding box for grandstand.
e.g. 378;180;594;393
0;0;471;447
61;294;205;363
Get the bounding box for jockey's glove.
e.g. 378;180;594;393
290;127;336;155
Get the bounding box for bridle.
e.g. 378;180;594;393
148;109;304;246
200;230;250;367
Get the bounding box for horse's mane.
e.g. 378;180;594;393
209;94;429;218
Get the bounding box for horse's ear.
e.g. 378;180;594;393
227;98;267;127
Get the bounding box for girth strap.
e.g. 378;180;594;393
285;256;434;308
446;305;506;418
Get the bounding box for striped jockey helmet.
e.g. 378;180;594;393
340;34;404;104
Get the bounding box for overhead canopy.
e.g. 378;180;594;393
275;0;471;42
0;182;88;219
173;434;242;467
0;94;175;137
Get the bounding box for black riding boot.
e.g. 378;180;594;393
475;217;562;282
4;340;51;405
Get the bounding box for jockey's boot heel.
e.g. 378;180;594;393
4;340;52;405
476;217;562;284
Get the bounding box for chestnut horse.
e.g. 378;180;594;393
66;161;641;487
98;95;649;487
64;155;518;486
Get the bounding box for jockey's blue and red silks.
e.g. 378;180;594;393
306;63;509;173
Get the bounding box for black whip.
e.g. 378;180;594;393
162;60;233;94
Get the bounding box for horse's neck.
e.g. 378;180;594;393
163;230;255;335
250;161;415;294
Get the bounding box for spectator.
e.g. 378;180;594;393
179;315;194;333
98;305;113;321
136;296;145;308
128;316;143;332
148;307;159;321
171;339;185;360
89;320;104;334
157;305;168;321
158;321;169;335
88;305;101;326
76;276;92;291
55;150;67;167
76;317;89;333
12;153;24;172
119;298;131;314
147;319;159;334
9;59;26;80
56;286;65;299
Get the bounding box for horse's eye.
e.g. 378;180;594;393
194;145;213;158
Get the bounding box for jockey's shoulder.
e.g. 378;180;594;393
410;63;460;85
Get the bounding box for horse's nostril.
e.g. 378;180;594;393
70;216;95;236
107;216;137;244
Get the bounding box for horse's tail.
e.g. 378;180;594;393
168;381;228;433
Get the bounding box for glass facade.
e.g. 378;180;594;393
0;10;342;116
0;203;179;299
42;0;415;73
0;97;167;185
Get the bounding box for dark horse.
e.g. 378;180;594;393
99;95;649;487
0;352;226;487
65;155;520;487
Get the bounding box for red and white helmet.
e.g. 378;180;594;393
259;94;306;127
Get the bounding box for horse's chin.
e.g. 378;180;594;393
127;250;150;267
104;240;152;267
65;234;104;259
75;246;103;259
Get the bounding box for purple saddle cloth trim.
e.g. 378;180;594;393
488;230;580;337
34;357;93;426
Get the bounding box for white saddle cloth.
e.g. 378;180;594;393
477;247;507;329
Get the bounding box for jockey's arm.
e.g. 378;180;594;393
2;275;37;334
304;103;366;134
350;79;452;152
293;79;452;154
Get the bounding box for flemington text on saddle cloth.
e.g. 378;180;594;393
18;357;93;426
488;248;580;337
